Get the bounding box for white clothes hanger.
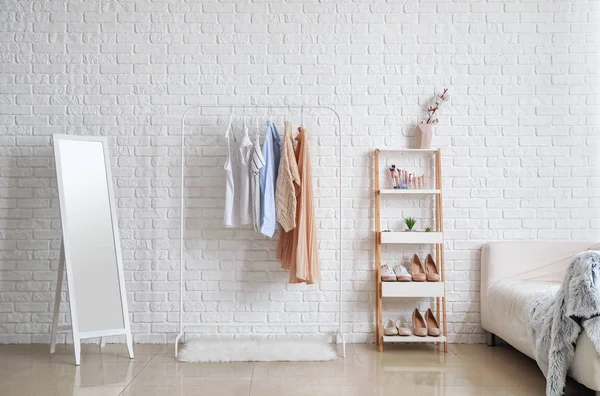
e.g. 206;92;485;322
243;107;247;129
227;106;234;126
226;105;235;141
255;113;260;140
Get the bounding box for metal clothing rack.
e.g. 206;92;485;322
174;105;345;358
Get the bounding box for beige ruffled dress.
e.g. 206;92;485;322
277;126;320;284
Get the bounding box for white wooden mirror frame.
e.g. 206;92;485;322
50;135;133;365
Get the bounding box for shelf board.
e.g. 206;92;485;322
377;148;438;153
382;282;444;298
379;189;440;195
383;335;446;343
380;231;443;244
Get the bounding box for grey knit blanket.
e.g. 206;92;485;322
530;251;600;396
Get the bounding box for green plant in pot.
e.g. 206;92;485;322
403;217;416;232
425;226;432;232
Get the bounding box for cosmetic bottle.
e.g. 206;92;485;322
400;169;407;189
389;166;397;189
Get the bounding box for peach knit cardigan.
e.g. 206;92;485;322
275;121;300;233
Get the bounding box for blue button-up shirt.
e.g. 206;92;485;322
259;121;281;237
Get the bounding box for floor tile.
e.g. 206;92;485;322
251;360;372;387
374;385;544;396
0;384;125;396
249;385;378;396
120;384;250;396
139;360;254;377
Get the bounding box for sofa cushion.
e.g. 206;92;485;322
486;280;559;358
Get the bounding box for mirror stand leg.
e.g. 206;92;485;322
50;243;65;355
125;332;134;359
73;337;81;366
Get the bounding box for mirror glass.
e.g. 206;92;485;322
55;138;125;333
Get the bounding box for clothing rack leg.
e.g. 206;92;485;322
337;332;346;358
175;331;184;358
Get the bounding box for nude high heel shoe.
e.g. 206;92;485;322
412;309;427;337
425;308;441;337
411;254;426;282
425;253;440;282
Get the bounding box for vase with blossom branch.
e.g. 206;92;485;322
415;88;449;149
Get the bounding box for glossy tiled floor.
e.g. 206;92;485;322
0;342;592;396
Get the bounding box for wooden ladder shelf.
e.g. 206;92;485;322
374;148;448;352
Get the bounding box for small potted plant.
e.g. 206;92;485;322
403;217;416;232
415;88;449;149
424;226;432;232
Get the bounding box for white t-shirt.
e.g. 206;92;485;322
224;113;240;228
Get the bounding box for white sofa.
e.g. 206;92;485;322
481;241;600;393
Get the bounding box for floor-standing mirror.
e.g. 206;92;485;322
50;135;133;365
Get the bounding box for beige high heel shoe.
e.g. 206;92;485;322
425;254;440;282
425;308;441;337
411;254;426;282
412;309;427;337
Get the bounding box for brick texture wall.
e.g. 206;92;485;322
0;0;598;344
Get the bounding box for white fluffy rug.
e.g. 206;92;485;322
177;339;338;363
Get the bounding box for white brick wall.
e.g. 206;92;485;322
0;0;599;344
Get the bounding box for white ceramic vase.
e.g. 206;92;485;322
415;123;433;149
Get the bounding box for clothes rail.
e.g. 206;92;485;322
174;105;345;358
